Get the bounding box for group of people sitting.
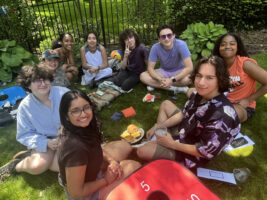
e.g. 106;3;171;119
0;24;267;200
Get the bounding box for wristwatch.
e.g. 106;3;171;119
171;76;176;83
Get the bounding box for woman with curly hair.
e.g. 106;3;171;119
107;29;149;92
213;33;267;122
54;33;79;81
0;65;69;181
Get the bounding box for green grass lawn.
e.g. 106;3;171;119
0;52;267;199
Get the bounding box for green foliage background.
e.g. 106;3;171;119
168;0;267;33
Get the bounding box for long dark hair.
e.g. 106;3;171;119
213;33;249;57
59;89;102;144
52;33;74;49
190;55;230;93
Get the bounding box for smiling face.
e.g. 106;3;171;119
87;33;97;49
158;28;175;50
29;78;51;97
62;34;74;51
67;97;93;128
219;35;238;59
194;63;220;100
44;58;59;71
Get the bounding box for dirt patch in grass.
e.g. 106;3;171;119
239;29;267;55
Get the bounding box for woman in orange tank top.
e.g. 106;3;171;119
213;33;267;122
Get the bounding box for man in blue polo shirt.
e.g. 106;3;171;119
140;24;193;94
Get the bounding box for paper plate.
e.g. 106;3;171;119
121;128;144;144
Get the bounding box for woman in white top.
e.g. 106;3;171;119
80;31;112;86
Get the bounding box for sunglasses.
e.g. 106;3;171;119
160;33;173;40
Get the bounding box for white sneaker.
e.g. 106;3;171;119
173;86;189;94
147;86;155;92
81;76;87;86
121;88;133;94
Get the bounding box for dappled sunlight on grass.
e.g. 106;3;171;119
0;52;266;199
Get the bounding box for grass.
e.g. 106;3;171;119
0;51;267;199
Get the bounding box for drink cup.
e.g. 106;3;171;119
155;125;167;136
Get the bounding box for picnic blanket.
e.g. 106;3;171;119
105;159;220;200
88;81;122;111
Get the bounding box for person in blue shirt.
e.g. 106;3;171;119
140;24;193;94
0;65;69;181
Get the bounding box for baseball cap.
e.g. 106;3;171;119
42;49;59;60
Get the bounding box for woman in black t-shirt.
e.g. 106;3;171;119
58;90;140;200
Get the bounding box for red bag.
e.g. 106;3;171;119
105;159;220;200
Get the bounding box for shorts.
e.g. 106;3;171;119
246;107;255;119
58;172;102;200
152;109;181;161
156;68;183;78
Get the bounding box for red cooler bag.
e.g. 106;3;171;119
105;159;220;200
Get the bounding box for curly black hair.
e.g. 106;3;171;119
213;33;249;57
119;29;140;51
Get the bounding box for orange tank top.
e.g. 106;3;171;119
228;55;257;109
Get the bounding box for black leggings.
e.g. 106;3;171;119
107;69;140;91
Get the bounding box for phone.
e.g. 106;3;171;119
231;137;248;148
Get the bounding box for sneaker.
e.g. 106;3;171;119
0;159;20;183
121;88;133;94
81;75;87;86
147;86;155;92
173;86;189;94
13;150;32;160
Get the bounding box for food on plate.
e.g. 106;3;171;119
127;124;138;133
120;124;142;143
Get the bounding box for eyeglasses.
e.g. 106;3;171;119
69;104;92;117
160;33;173;40
33;79;51;85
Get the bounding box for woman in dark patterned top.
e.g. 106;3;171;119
57;90;140;200
137;55;240;169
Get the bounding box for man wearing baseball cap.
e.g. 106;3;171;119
42;49;70;87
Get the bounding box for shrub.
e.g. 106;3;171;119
126;0;168;44
0;0;41;52
0;40;39;82
39;38;52;53
169;0;267;32
180;22;227;61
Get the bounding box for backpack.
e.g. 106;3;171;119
108;58;121;73
0;86;27;108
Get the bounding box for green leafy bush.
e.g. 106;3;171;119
169;0;267;32
0;40;39;82
39;39;52;53
126;0;168;44
180;22;227;61
0;0;41;52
